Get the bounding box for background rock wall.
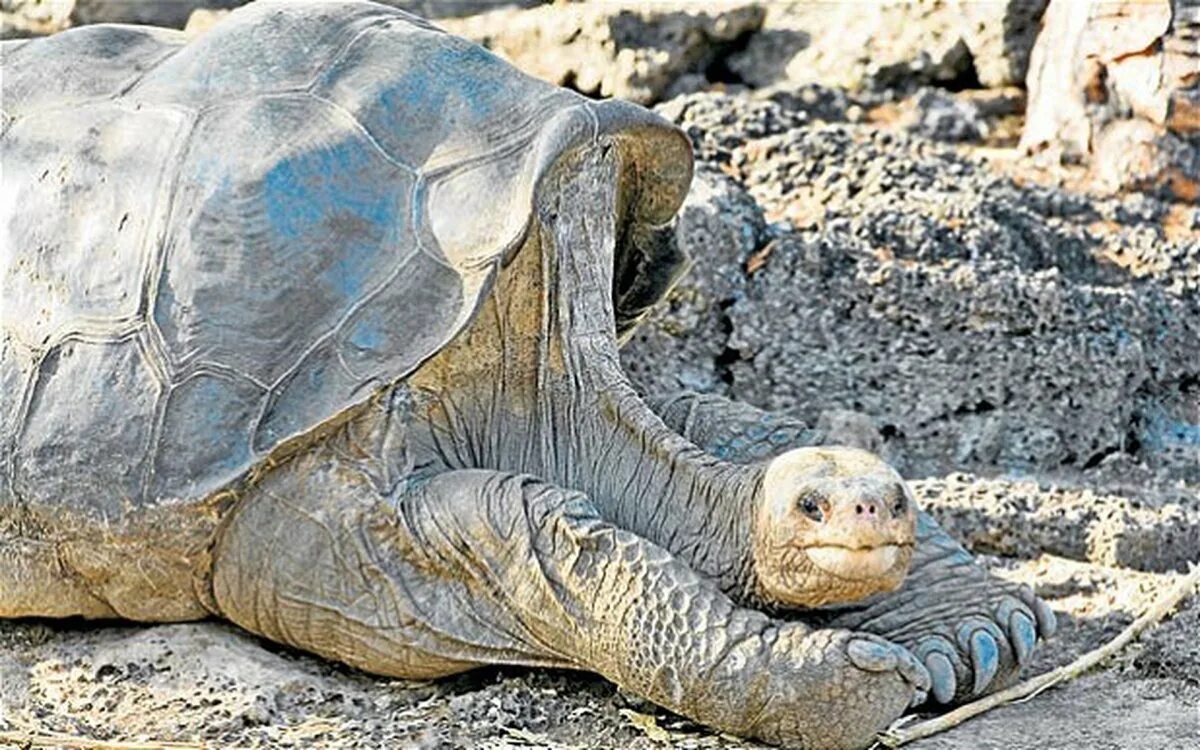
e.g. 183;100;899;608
624;91;1200;490
1022;0;1200;202
726;0;1048;91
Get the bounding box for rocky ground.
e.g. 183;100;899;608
2;1;1199;749
1;559;1197;749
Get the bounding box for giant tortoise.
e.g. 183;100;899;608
0;2;1055;747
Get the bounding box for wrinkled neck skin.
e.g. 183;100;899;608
405;147;764;601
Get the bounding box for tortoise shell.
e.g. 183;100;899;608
0;0;691;517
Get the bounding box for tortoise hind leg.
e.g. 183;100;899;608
210;457;927;748
0;532;117;619
209;466;553;679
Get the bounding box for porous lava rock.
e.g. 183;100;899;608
623;90;1200;485
1022;0;1200;203
439;1;765;104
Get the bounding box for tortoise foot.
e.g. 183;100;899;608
825;512;1057;705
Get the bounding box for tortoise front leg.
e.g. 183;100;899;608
649;390;1057;704
650;390;824;462
211;464;928;748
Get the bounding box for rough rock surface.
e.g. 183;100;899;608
0;0;73;37
439;1;765;104
898;87;990;142
623;90;1200;486
68;0;243;28
1022;0;1200;202
915;474;1200;573
726;0;1048;91
181;6;227;35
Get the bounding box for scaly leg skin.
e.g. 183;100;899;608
649;391;826;462
211;457;928;748
650;390;1057;704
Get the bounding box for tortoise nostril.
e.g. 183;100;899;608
855;502;879;517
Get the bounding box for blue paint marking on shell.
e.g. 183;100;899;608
263;161;326;241
366;43;502;141
449;44;504;117
262;138;403;301
189;377;251;475
770;431;792;445
347;315;385;352
378;67;447;124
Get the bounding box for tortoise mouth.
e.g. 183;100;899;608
804;543;912;581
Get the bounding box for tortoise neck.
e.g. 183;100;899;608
549;336;765;597
404;143;764;598
524;144;763;597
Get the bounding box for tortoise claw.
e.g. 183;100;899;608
847;637;930;709
896;646;932;694
846;638;899;672
924;650;957;704
969;629;1000;696
1010;610;1038;666
1034;598;1058;639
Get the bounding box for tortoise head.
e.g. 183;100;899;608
752;447;917;609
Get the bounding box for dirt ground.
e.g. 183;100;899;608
1;554;1197;749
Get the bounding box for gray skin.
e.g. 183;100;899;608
0;2;1054;748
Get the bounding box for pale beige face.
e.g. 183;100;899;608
752;447;917;608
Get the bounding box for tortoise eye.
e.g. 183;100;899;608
892;489;908;515
798;495;823;522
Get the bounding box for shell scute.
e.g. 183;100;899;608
1;24;185;119
2;102;189;349
151;372;263;502
130;0;400;107
333;251;468;381
15;338;161;516
152;95;416;388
